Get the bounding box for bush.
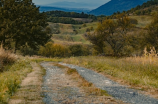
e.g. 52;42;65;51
130;18;138;24
0;45;17;72
19;46;37;56
69;44;91;56
38;43;91;57
38;42;70;57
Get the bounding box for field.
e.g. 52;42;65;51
129;15;152;28
49;15;152;45
48;22;98;45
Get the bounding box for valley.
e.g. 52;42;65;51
0;0;158;104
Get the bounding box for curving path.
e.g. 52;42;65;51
41;62;124;104
59;63;158;104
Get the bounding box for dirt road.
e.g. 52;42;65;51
41;62;123;104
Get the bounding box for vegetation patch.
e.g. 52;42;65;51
0;46;17;72
63;54;158;97
8;62;45;104
0;58;32;103
31;57;62;63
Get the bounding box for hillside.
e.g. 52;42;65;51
39;6;90;13
88;0;149;16
44;1;98;10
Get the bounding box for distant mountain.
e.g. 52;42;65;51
88;0;149;16
44;1;98;10
39;6;90;13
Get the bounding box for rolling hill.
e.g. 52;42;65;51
39;6;90;13
88;0;149;16
44;1;98;10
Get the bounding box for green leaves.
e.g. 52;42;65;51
86;13;135;56
0;0;51;52
146;12;158;50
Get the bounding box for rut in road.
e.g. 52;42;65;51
41;62;124;104
59;63;158;104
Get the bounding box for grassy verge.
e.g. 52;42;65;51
0;58;32;103
63;56;158;94
54;63;109;96
9;62;45;104
31;57;62;63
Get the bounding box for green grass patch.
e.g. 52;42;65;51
0;58;32;103
71;35;90;44
31;57;62;63
73;22;98;34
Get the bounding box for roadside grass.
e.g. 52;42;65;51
9;63;45;104
54;63;110;96
0;58;32;103
63;56;158;93
31;57;62;63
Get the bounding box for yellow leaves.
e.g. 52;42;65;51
38;42;68;57
96;19;117;34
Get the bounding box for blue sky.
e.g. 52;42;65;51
32;0;110;5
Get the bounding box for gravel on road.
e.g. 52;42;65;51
41;62;124;104
59;63;158;104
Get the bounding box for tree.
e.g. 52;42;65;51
0;0;51;52
96;19;120;56
146;12;158;50
84;32;105;54
69;45;83;56
85;13;134;56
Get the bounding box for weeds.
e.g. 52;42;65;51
0;58;32;103
66;68;77;75
9;63;45;104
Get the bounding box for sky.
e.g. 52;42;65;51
32;0;110;6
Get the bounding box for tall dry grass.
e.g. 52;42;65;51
0;58;32;103
63;47;158;91
0;45;17;71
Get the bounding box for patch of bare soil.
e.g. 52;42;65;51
8;62;44;104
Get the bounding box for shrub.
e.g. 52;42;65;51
38;42;70;57
38;43;91;57
82;23;87;27
19;46;37;56
0;45;17;72
130;18;138;24
69;45;83;56
68;44;91;56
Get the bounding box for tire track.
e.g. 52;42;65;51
59;63;158;104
